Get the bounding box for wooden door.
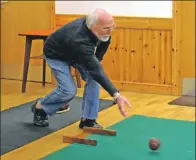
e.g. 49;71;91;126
172;1;195;95
1;1;55;82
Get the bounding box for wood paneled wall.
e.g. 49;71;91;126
172;1;195;95
180;1;195;78
1;1;55;82
54;14;173;95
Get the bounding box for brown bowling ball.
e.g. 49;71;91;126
149;138;160;151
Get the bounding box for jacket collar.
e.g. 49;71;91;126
81;17;99;45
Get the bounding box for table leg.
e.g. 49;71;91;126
22;37;32;93
75;69;81;88
42;38;47;86
43;59;46;86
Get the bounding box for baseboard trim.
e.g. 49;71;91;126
1;78;53;84
112;81;172;95
78;80;172;95
1;64;52;83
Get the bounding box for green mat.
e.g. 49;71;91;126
42;115;195;160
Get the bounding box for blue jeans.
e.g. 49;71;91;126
40;56;100;120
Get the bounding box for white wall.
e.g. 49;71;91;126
55;1;172;18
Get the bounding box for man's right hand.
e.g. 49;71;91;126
116;95;132;117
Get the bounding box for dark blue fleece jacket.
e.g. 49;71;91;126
44;17;118;96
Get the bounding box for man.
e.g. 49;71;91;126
31;8;131;128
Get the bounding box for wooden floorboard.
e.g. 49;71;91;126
1;79;195;160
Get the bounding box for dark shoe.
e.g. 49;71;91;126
31;101;49;127
79;118;103;129
56;104;70;114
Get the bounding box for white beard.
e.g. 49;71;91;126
98;35;110;42
94;31;110;42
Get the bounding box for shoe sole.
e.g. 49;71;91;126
56;107;70;114
78;123;103;129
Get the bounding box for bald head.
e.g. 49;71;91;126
86;8;113;28
95;8;113;26
86;8;115;42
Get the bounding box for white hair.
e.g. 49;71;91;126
86;8;112;29
86;9;98;29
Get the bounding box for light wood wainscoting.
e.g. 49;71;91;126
1;1;55;82
53;14;174;95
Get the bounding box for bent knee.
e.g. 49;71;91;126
68;88;77;98
58;86;77;100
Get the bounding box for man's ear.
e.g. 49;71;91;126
90;25;96;32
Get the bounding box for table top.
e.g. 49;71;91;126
18;29;55;37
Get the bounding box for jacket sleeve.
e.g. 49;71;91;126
75;41;118;96
95;37;111;61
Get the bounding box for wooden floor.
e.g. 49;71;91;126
1;79;195;160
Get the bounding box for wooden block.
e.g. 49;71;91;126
63;136;97;146
83;127;117;136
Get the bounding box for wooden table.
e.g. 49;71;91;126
18;29;81;93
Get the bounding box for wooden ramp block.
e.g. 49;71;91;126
63;136;97;146
83;127;117;136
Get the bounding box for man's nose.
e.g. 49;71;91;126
107;29;112;34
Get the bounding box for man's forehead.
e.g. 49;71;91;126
97;17;114;25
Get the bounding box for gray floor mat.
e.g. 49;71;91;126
0;96;114;155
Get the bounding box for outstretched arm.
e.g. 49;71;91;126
74;41;132;117
76;43;118;96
